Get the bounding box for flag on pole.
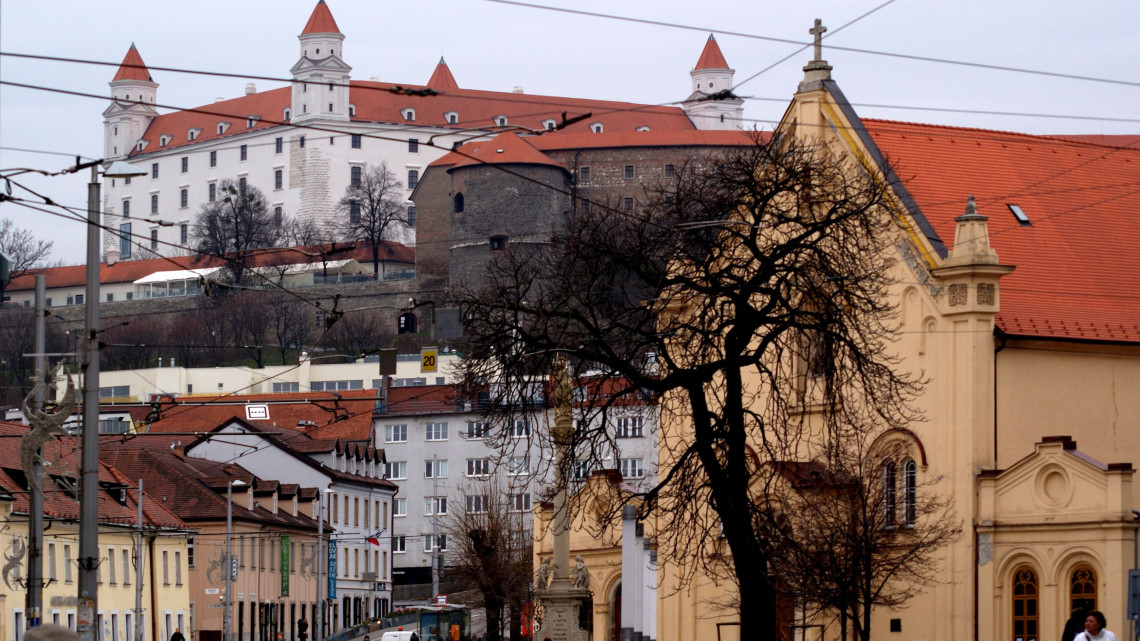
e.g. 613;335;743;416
366;531;382;546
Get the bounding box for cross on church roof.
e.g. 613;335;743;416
810;19;827;63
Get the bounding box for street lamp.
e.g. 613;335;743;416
225;479;247;641
77;158;147;641
316;488;333;641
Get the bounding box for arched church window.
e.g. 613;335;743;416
882;462;897;527
903;459;916;527
1012;567;1039;641
1070;565;1097;613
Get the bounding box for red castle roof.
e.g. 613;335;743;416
427;57;459;91
450;132;567;171
862;119;1140;343
113;44;153;83
694;34;730;71
301;0;341;35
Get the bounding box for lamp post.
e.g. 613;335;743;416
77;159;147;641
316;488;333;641
225;479;247;641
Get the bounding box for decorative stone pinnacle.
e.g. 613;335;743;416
956;194;988;222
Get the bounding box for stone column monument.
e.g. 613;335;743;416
534;357;591;641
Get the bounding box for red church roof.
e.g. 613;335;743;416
862;119;1140;343
694;34;730;70
301;0;341;35
112;44;153;82
427;57;459;90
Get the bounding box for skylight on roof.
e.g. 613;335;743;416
1008;204;1031;225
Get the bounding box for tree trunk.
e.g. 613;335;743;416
371;243;380;280
484;595;504;641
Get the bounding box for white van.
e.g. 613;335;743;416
379;631;419;641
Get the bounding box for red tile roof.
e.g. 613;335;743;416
694;34;730;71
450;132;568;171
134;388;380;435
301;1;341;35
130;81;695;158
861;119;1140;343
427;57;459;91
3;240;412;292
113;44;153;83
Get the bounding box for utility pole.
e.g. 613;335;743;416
315;492;324;641
135;479;144;641
225;480;245;641
430;454;439;600
25;274;47;630
77;164;103;641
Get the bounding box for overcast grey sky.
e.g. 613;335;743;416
2;0;1137;263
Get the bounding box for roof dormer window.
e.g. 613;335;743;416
1008;204;1031;225
494;115;508;126
349;104;356;117
590;122;604;133
636;125;651;132
159;135;171;147
445;111;459;124
542;119;556;131
188;128;201;141
217;122;231;136
402;108;416;122
246;116;259;129
136;140;148;152
283;107;292;121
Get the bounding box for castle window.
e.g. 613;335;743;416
240;145;248;161
1012;567;1039;641
151;163;159;179
284;108;291;121
181;157;188;173
636;125;651;132
349;202;361;224
210;151;217;167
151;193;159;214
350;166;362;187
624;165;635;179
407;169;419;190
351;134;362;149
275;169;283;190
1070;566;1097;613
299;136;306;148
114;127;118;135
208;182;217;202
579;167;590;182
349;104;356;117
188;129;199;141
328;103;334;112
275;137;283;154
721;114;726;123
150;229;158;250
408;139;419;153
122;200;130;218
623;197;634;211
274;207;283;226
453;193;464;213
180;188;188;209
406;205;416;228
119;223;132;259
665;164;675;178
329;83;334;92
489;235;508;252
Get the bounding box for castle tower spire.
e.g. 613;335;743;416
682;34;743;131
103;43;158;160
427;57;458;91
291;1;352;124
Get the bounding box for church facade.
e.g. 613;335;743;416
99;2;741;264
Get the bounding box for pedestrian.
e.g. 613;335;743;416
297;617;309;641
170;628;186;641
1078;610;1117;641
1063;607;1088;641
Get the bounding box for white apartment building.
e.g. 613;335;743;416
99;2;736;262
185;418;398;624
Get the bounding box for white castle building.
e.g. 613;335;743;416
100;1;743;261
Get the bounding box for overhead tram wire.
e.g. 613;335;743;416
479;0;1140;89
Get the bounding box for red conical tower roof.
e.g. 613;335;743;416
694;34;729;70
113;43;153;82
451;132;565;171
301;1;341;35
426;57;458;91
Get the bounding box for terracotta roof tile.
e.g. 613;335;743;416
862;118;1140;343
113;44;153;83
694;34;730;71
426;57;459;91
450;132;567;171
301;1;341;35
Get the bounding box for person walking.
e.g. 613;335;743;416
1077;611;1116;641
297;617;308;641
1063;608;1088;641
170;628;186;641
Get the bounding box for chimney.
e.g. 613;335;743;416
106;246;120;266
245;83;257;95
215;97;226;103
512;86;524;94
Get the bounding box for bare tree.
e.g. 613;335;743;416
268;292;312;365
192;179;282;285
222;290;274;368
0;218;54;278
284;217;353;281
453;134;922;639
441;478;533;641
334;163;405;276
0;307;66;404
317;309;394;358
768;441;959;641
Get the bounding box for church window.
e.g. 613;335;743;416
275;137;283;154
407;169;419;190
903;459;916;527
351;135;362;149
1070;565;1097;613
1012;567;1039;641
408;139;419;153
1008;204;1031;226
882;461;897;527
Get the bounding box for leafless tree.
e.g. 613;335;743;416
192;179;282;285
441;477;533;641
0;307;66;404
222;290;274;368
334;163;405;276
0;218;54;278
453;134;923;639
767;440;959;641
284;217;353;281
100;314;169;371
268;292;312;365
317;309;394;358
